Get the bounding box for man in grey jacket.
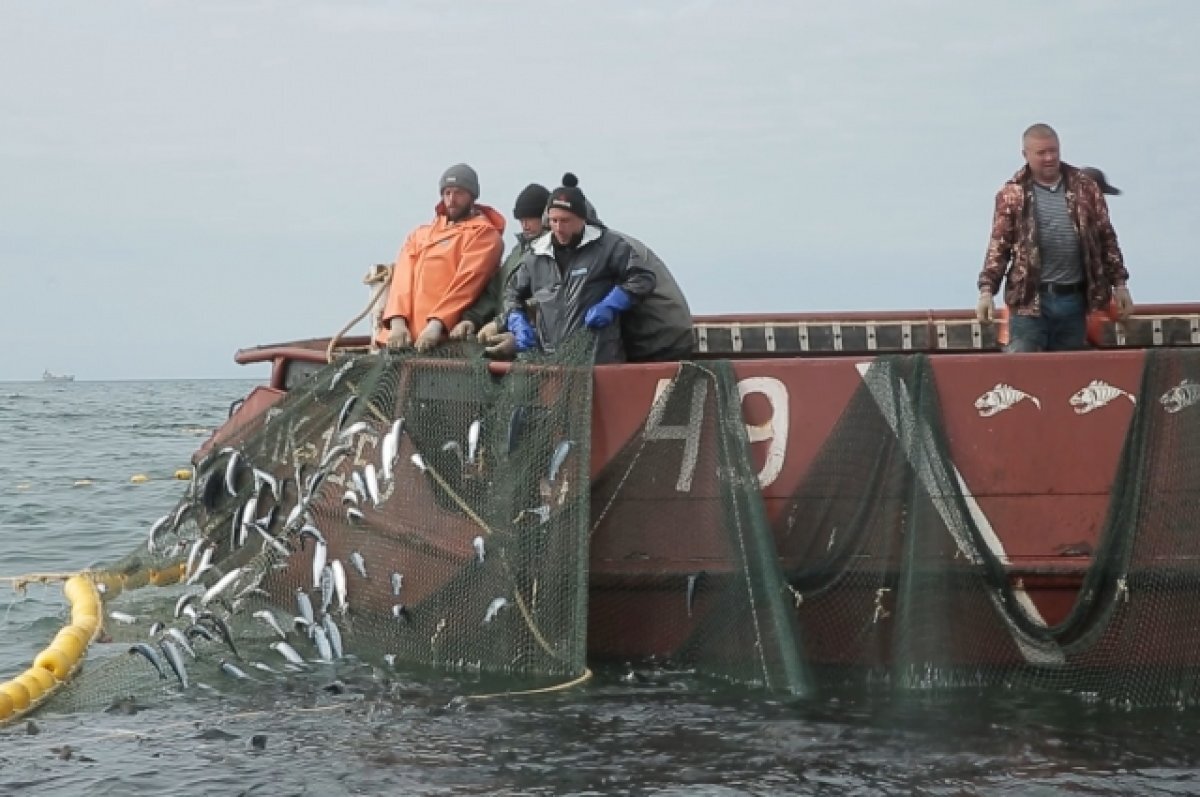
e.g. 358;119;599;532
502;180;656;364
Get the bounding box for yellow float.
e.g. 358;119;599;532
0;681;31;712
0;573;101;725
34;648;71;681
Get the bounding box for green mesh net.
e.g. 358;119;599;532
51;335;596;709
37;342;1200;715
779;348;1200;708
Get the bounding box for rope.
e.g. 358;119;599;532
462;666;593;701
0;572;79;594
326;264;392;364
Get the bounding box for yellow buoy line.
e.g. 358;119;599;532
0;575;101;725
8;469;192;490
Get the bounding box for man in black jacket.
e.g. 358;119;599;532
502;180;656;364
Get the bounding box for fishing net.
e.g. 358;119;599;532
48;335;595;711
24;338;1200;716
778;348;1200;708
589;361;811;695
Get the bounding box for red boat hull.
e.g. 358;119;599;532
200;306;1200;673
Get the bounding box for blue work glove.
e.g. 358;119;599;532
583;287;633;330
506;311;538;351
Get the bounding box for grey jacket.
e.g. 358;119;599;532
610;231;694;362
503;225;656;364
462;232;532;329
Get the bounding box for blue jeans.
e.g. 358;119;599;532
1007;291;1088;353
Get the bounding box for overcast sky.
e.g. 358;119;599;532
2;0;1197;380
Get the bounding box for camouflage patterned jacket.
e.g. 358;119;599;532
977;163;1128;316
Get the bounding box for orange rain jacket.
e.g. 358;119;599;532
376;202;506;344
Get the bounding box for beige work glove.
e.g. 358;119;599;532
448;319;477;340
476;320;501;344
975;290;995;323
414;319;445;352
483;331;517;360
386;318;412;349
1114;286;1134;320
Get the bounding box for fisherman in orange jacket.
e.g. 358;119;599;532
378;164;506;351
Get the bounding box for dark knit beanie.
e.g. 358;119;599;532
512;183;550;219
547;172;588;219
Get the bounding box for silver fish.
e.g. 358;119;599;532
224;449;241;496
381;418;404;482
391;604;411;624
320;442;352;471
128;642;166;679
253;468;280;501
149;621;164;637
515;504;551;525
319;564;334;615
250;660;279;675
253;609;288;640
686;572;705;618
339;420;369;441
322;615;344;659
201;566;244;607
240;495;259;538
109;611;138;625
233;507;246;549
271;641;307;666
974;383;1041;417
329;358;354;391
341;488;359;507
472;536;486;564
311;625;334;663
383;653;397;667
312;540;328;590
350;550;368;579
442;440;463;466
507;406;526;455
390;572;403;597
363;463;381;508
346;506;365;525
183;539;204;582
548;440;573;484
169;500;191;532
483;596;508;624
220;659;251;680
255;524;291;557
147;513;171;554
1160;379;1200;414
158;639;189;688
166;627;196;658
467;420;482;464
331;560;348;612
299;523;327;546
336;394;357;431
1069;380;1136;415
296;589;315;626
347;470;364;501
410;453;427;472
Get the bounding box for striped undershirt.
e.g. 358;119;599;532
1032;181;1083;286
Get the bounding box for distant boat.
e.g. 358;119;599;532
42;370;74;382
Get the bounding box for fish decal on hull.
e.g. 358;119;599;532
1069;380;1136;414
1160;379;1200;414
974;383;1041;417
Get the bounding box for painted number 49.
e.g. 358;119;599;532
646;376;789;492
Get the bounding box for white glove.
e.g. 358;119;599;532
386;318;412;349
976;291;995;323
1114;286;1134;320
414;319;445;352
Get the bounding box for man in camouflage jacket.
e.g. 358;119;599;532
976;124;1133;352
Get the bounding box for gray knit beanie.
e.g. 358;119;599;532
439;163;480;199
